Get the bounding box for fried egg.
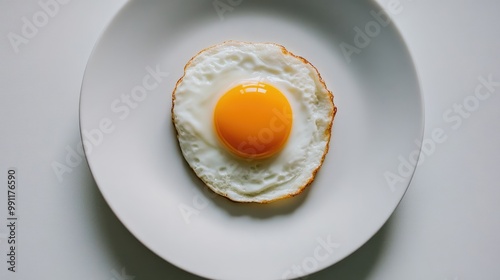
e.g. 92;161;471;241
172;41;336;203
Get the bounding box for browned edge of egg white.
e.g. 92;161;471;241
171;40;337;204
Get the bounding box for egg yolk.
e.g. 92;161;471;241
213;82;293;159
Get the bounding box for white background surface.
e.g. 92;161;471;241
1;1;499;280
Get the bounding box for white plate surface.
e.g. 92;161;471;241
80;0;423;279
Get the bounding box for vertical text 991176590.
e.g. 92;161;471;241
6;169;17;273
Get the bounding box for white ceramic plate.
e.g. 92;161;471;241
80;0;423;279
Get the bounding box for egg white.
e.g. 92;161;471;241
172;41;335;203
